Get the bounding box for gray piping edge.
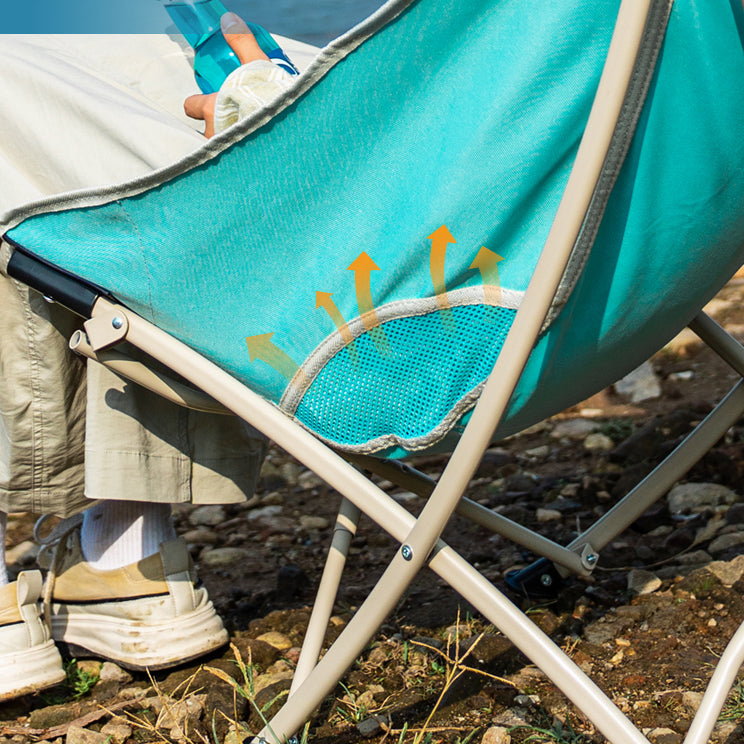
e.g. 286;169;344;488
0;0;419;233
281;285;523;415
542;0;674;331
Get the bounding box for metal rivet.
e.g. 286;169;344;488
401;545;413;561
540;573;553;587
111;316;124;329
586;553;598;565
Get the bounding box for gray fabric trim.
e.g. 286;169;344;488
290;376;485;456
278;286;523;456
0;0;418;234
281;285;523;414
542;0;674;331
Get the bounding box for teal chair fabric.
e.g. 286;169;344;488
7;0;744;457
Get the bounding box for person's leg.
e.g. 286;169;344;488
80;501;176;570
0;33;264;694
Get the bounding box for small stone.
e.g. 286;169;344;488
647;528;674;543
674;549;713;565
627;568;662;595
694;515;725;545
256;631;293;651
188;505;226;527
481;725;511;744
550;419;596;440
74;660;101;677
583;433;614;451
706;554;744;586
667;483;738;517
524;445;550;458
260;491;285;506
199;547;250;567
443;623;473;642
703;297;732;317
246;505;283;521
5;540;37;566
223;724;246;744
279;462;302;485
66;728;110;744
647;727;682;744
298;470;323;489
156;694;207;736
665;328;701;353
614;361;661;402
118;686;149;700
536;508;562;523
284;646;302;664
708;532;744;553
267;659;294;675
713;721;739;740
299;515;329;531
392;491;420;504
100;722;133;744
252;670;295;695
668;370;693;382
356;715;385;738
99;662;132;684
491;708;529;728
726;502;744;524
30;703;84;729
181;528;219;545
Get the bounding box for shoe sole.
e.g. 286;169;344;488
0;640;66;701
51;601;228;671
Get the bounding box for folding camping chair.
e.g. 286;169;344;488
4;0;744;741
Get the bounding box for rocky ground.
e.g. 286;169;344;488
4;278;744;744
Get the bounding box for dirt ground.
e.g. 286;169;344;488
4;278;744;744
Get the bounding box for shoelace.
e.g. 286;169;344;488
33;513;83;633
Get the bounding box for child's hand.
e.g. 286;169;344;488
183;12;269;137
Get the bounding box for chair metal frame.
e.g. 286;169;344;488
6;1;744;742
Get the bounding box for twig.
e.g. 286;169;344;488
0;698;140;740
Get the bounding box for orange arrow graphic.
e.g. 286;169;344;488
469;247;504;305
316;292;353;345
348;252;390;355
348;252;381;328
246;332;304;382
427;225;456;310
316;291;358;363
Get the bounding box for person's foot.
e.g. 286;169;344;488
39;520;227;670
0;571;65;700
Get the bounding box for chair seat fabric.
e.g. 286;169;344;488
6;0;744;457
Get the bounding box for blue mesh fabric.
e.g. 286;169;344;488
294;304;516;451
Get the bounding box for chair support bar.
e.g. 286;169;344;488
5;246;100;317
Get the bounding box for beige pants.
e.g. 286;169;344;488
0;36;267;515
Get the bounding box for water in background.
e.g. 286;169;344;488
9;0;385;40
225;0;387;46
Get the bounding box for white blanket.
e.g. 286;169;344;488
0;34;317;230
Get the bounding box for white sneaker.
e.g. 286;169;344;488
0;571;65;700
39;520;228;671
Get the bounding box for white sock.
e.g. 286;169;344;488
0;511;8;587
81;500;176;571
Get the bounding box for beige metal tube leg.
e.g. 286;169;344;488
290;498;361;694
683;618;744;744
258;529;651;744
572;378;744;555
